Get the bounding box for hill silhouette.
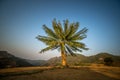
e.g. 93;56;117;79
26;59;47;66
47;53;120;66
0;51;48;68
0;51;33;68
0;51;120;68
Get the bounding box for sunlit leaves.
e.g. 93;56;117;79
36;19;88;55
43;25;58;39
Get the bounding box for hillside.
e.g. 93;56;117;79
88;53;120;63
47;54;89;66
0;51;120;68
47;53;120;66
26;59;47;66
0;51;33;68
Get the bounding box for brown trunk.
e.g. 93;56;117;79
61;51;67;67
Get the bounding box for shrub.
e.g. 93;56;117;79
104;57;113;66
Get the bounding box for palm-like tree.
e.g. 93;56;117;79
36;19;88;67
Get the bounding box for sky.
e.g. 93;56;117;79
0;0;120;60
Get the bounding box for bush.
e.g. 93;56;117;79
104;57;113;66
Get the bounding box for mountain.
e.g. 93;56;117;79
26;59;47;66
0;51;33;68
88;53;120;63
47;54;89;66
47;53;120;66
0;51;120;68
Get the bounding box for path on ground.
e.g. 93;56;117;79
1;67;119;80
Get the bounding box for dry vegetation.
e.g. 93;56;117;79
89;66;120;79
0;66;52;73
0;65;120;80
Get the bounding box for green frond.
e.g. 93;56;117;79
70;35;87;41
36;35;58;45
43;25;58;39
69;46;82;52
66;41;82;52
64;20;69;36
65;22;79;39
37;19;88;55
58;21;63;33
71;22;79;34
64;20;69;31
40;46;53;53
40;44;60;53
78;27;88;34
65;45;76;56
52;19;62;39
65;23;74;37
57;21;64;39
72;42;88;50
51;45;60;50
75;27;88;37
66;41;88;51
68;27;88;40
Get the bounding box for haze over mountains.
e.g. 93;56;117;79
0;51;120;68
0;51;48;68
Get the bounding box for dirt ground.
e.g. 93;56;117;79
0;67;120;80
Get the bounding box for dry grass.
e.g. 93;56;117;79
0;66;53;78
0;66;119;80
0;66;52;73
89;66;120;79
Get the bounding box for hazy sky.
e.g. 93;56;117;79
0;0;120;60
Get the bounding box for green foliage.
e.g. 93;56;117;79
104;57;113;66
36;19;88;55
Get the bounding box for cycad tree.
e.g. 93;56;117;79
36;19;88;67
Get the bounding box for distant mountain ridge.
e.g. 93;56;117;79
47;53;120;66
87;53;120;63
0;51;33;68
0;51;48;68
26;59;47;66
0;51;120;68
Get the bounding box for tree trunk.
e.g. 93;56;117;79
61;51;67;67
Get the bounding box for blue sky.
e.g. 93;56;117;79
0;0;120;60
